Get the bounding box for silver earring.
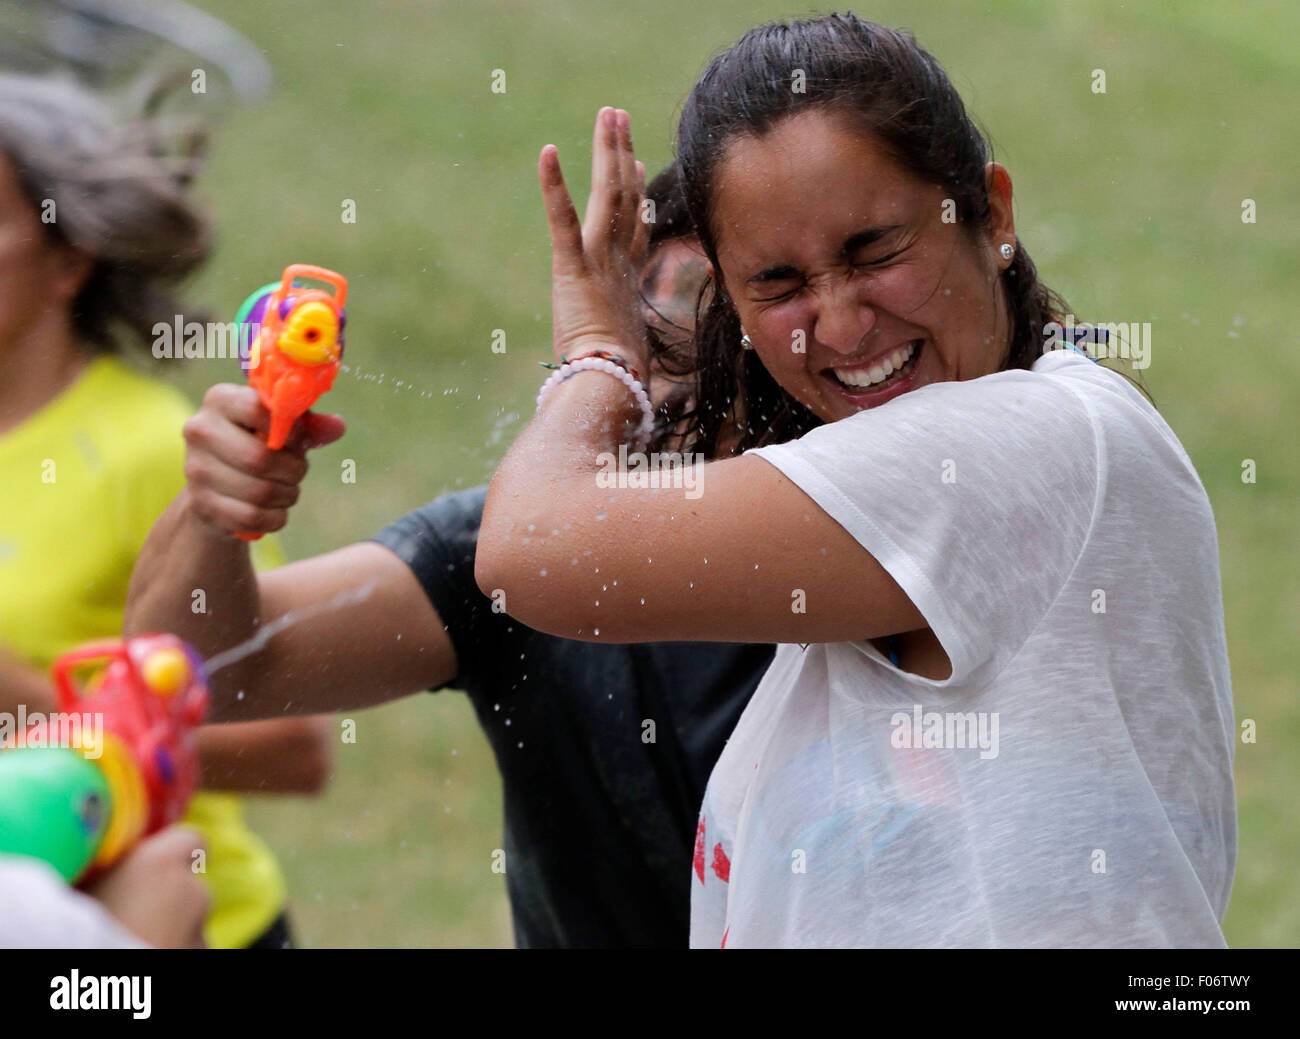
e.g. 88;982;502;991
999;242;1015;261
741;333;754;350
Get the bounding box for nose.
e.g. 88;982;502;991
811;276;877;356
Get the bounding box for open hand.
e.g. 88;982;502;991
539;106;651;374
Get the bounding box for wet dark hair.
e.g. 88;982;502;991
645;162;692;248
0;74;211;356
673;12;1073;455
641;162;712;451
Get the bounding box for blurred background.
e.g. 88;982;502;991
4;0;1294;946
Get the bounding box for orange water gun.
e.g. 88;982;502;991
234;263;348;540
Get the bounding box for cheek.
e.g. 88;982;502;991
0;229;54;288
749;308;816;372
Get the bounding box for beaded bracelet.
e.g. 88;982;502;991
536;355;655;452
542;350;643;383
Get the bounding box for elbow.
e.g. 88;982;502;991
473;533;565;636
474;516;522;616
474;498;599;639
473;539;504;605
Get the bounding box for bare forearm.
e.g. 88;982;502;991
123;488;262;697
483;371;639;532
197;716;333;794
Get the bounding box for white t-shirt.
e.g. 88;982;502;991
0;856;148;948
690;349;1235;948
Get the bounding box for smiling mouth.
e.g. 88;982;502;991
826;339;923;392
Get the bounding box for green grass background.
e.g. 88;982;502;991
153;0;1296;946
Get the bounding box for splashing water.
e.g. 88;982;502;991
203;580;378;676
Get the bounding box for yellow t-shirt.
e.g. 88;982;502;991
0;354;288;948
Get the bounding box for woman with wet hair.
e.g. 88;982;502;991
476;14;1235;947
0;74;331;949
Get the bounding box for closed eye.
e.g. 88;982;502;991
851;246;906;269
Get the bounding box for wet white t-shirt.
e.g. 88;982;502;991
690;349;1235;948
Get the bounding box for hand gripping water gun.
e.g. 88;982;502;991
234;263;348;540
0;635;209;884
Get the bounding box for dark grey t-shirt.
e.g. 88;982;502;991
370;487;774;948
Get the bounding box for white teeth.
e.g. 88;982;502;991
832;341;917;389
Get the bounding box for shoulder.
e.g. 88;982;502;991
81;357;193;473
369;486;491;632
373;486;488;560
87;355;194;423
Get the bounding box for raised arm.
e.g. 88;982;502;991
475;108;923;645
124;384;455;722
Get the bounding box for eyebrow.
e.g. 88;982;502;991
747;224;905;284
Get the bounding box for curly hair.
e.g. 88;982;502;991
0;73;211;355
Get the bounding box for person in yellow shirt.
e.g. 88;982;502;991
0;74;332;949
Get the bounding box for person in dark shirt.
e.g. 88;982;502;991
371;490;771;946
125;166;775;947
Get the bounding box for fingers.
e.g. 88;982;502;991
539;144;584;275
585;106;621;255
584;107;644;258
186;386;310;483
188;486;289;536
284;411;347;452
614;109;640;247
87;826;210;949
203;381;270;436
182;384;316;536
185;451;301;511
630;159;650;267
